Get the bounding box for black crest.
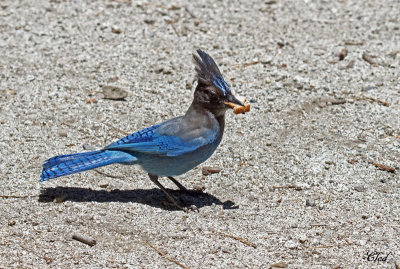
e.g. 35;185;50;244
193;50;231;96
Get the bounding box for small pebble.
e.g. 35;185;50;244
388;50;398;58
362;86;376;92
72;233;96;246
306;199;316;207
83;144;96;150
202;166;221;175
111;26;122;34
144;18;156;25
193;184;205;191
284;240;298;249
98;180;109;188
298;234;307;243
270;262;287;268
274;82;283;90
102;86;128;100
86;97;97;104
354;185;366;192
221;246;230;253
58;132;68;137
294;82;303;89
338;48;348;60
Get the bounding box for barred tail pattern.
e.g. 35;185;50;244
42;150;103;169
40;150;136;181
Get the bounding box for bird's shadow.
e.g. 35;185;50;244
38;186;238;211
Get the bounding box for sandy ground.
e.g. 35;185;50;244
0;0;399;268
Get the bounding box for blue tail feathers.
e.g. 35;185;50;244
40;150;137;181
43;150;103;169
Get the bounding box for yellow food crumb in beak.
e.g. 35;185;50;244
224;100;251;114
233;103;250;114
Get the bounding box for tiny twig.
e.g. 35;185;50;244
234;61;262;68
184;7;196;18
202;166;221;175
165;19;179;36
103;122;130;135
346;59;355;69
0;194;38;199
331;99;346;105
373;162;396;173
145;242;189;269
362;52;378;66
344;41;364;46
72;234;96;246
94;169;124;179
356;95;389;106
269;185;305;191
170;22;179;36
212;230;257;248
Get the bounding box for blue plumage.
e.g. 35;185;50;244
40;50;246;210
104;122;219;157
213;75;231;96
43;150;103;169
105;125;159;148
41;151;136;181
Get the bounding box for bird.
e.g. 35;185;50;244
40;49;248;210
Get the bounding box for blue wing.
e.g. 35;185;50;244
106;125;160;148
104;122;218;157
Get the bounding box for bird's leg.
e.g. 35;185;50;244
167;176;199;212
148;174;184;209
167;176;188;191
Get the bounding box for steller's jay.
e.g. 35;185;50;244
40;50;248;210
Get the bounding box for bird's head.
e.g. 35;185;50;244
192;50;245;115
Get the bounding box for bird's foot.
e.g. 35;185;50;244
162;198;199;212
149;174;199;212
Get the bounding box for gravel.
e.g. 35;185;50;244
0;0;399;268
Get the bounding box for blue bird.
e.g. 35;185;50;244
41;50;247;210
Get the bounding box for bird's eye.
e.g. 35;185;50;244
206;88;223;100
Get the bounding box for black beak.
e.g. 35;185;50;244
225;94;244;108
